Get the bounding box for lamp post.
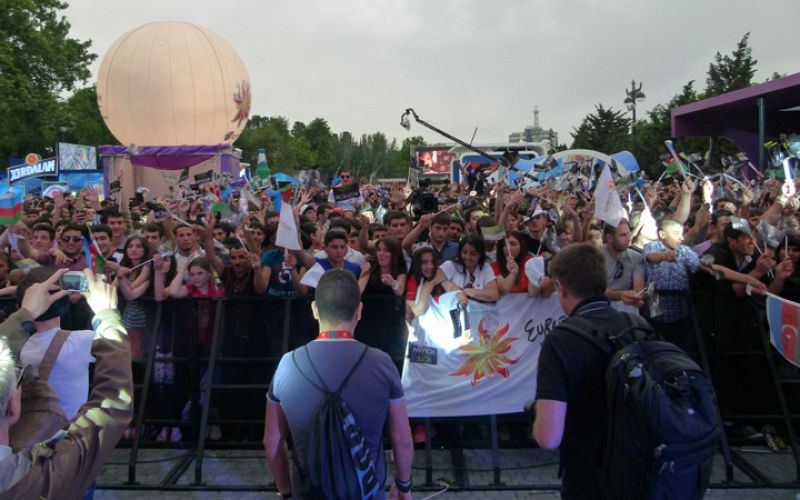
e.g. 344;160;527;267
624;80;646;136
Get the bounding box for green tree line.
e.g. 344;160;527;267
1;1;788;179
570;33;776;175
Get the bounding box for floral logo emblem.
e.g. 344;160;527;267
450;317;520;386
231;80;251;127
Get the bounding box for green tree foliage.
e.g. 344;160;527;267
705;32;757;97
396;135;426;172
59;86;117;147
570;104;631;153
622;32;758;174
632;81;700;175
0;0;96;165
236;116;415;180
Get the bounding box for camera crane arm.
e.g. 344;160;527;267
401;108;498;164
400;108;545;185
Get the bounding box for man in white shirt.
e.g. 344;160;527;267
172;224;205;269
15;267;95;419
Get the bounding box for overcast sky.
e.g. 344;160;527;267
64;0;796;148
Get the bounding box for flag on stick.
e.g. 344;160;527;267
594;165;627;227
766;294;800;367
83;238;106;274
0;184;23;225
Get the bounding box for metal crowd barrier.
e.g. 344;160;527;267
0;288;797;492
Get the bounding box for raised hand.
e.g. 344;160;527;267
20;268;69;318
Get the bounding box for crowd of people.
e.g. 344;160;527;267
0;157;797;496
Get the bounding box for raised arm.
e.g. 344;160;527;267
167;261;189;299
293;247;317;272
250;252;268;295
402;214;432;254
673;179;695;225
201;219;225;276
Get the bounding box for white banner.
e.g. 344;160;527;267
594;165;626;227
401;292;566;417
275;202;301;251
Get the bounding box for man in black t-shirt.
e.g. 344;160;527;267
533;243;633;499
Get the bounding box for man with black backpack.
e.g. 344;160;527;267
533;243;719;500
264;270;414;499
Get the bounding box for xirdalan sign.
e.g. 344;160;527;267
8;158;58;183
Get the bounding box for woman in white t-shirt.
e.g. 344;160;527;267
440;235;499;305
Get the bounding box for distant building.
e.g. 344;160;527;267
508;105;557;147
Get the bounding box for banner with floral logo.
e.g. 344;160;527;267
402;292;566;417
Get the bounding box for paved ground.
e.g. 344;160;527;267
94;446;800;499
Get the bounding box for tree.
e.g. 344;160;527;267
300;118;335;169
395;136;426;173
765;72;786;82
59;86;118;146
632;81;700;174
0;0;96;165
705;32;757;97
235;115;295;171
570;104;631;153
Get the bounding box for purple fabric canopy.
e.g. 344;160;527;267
98;144;234;170
671;72;800;164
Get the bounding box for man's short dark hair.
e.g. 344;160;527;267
91;224;112;239
549;243;607;300
712;209;733;226
102;207;126;222
315;270;360;324
723;224;749;243
143;223;164;236
63;223;88;238
659;218;682;231
328;218;351;234
383;211;410;226
432;213;451;227
175;224;194;235
32;224;54;240
367;223;385;238
602;219;629;239
213;223;231;235
324;231;347;246
55;219;72;232
316;201;330;216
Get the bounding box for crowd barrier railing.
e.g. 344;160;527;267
0;289;797;491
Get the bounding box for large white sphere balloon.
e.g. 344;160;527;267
97;21;251;146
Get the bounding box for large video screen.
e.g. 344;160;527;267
414;147;454;176
57;142;97;170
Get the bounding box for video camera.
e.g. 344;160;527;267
407;178;439;220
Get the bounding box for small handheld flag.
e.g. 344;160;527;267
0;184;24;225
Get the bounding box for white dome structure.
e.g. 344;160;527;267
96;21;251;146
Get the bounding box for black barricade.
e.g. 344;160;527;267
5;289;797;490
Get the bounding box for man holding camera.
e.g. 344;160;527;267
0;268;133;498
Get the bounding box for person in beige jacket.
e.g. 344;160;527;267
0;268;133;499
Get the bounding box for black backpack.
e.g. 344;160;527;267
291;344;381;500
559;313;720;500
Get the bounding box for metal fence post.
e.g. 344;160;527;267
126;302;163;485
193;299;225;485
